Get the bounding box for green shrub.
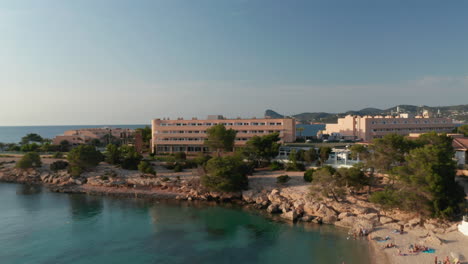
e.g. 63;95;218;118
69;166;83;178
50;160;69;171
164;162;175;170
173;163;183;172
138;161;156;175
67;145;103;177
276;175;291;184
100;175;109;181
303;168;315;182
174;152;187;161
193;154;212;166
52;152;64;159
270;161;284;171
16;152;42;169
202;155;249;192
285;162;306;171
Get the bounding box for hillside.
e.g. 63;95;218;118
265;104;468;123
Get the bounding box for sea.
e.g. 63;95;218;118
0;125;148;144
0;183;371;264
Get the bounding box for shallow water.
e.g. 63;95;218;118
0;183;371;264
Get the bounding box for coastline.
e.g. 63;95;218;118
1;157;467;264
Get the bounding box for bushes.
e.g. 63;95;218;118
174;152;186;161
105;144;142;170
67;145;103;177
52;152;64;159
201;155;248;192
16;152;42;169
285;162;306;171
276;175;291;184
270;161;284;171
303;168;315;182
173;163;183;172
50;160;69;171
138;161;156;175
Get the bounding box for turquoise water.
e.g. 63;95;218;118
0;183;371;264
0;125;148;144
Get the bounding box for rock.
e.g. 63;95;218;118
420;235;444;246
338;212;354;219
300;215;314;222
255;195;268;205
281;211;297;222
322;215;337;224
424;223;437;231
379;216;395;225
445;224;459;233
242;190;256;203
267;204;281;214
316;204;337;219
279;202;291;213
335;216;358;228
408;218;421;227
303;202;320;216
352;206;378;215
271;189;280;196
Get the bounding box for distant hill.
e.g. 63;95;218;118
265;104;468;123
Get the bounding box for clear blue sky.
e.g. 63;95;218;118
1;0;467;125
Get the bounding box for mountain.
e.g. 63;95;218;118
265;104;468;123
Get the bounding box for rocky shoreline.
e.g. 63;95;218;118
1;162;467;263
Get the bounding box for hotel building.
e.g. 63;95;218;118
323;113;456;142
52;127;135;146
151;115;296;154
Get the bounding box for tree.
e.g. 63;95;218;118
309;166;346;202
119;146;142;170
369;133;465;220
242;132;281;166
174;152;187;161
21;133;43;145
319;146;332;164
50;160;69;171
90;139;102;147
368;134;413;172
349;144;369;161
105;144;121;165
297;127;305;138
16;152;42;169
136;126;152;143
204;124;237;154
67;145;103;177
201;155;248;192
303;148;318;164
59;140;71;152
456;124;468;137
20;143;40;152
285;149;306;171
336;166;369;192
138;161;156;175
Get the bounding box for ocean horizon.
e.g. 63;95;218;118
0;125;149;144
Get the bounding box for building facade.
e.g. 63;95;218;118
53;128;135;146
323;114;456;141
151;116;296;154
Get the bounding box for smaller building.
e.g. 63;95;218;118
53;128;135;146
453;137;468;168
324;113;455;141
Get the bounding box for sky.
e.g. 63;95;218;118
0;0;467;125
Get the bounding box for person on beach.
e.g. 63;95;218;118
400;224;404;234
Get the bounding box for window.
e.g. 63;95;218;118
276;122;282;125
